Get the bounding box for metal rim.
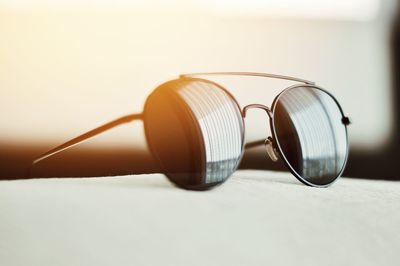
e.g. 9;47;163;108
270;83;350;188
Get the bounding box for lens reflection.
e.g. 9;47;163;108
273;86;348;185
144;79;244;190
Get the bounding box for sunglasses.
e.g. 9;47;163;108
33;72;350;190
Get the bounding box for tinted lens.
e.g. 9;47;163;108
144;79;244;190
273;86;348;185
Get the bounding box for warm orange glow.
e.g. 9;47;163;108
0;0;395;151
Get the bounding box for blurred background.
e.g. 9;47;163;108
0;0;399;180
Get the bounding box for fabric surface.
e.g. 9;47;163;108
0;170;399;266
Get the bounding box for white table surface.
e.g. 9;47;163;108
1;170;399;266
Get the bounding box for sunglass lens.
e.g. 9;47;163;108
144;79;244;190
273;86;348;186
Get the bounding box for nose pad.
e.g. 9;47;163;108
265;137;279;162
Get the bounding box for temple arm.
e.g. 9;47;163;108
180;72;315;85
32;113;142;165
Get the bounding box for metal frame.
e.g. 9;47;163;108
181;72;350;187
180;72;315;85
31;72;350;188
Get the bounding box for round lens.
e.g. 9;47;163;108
272;86;348;186
144;78;244;190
